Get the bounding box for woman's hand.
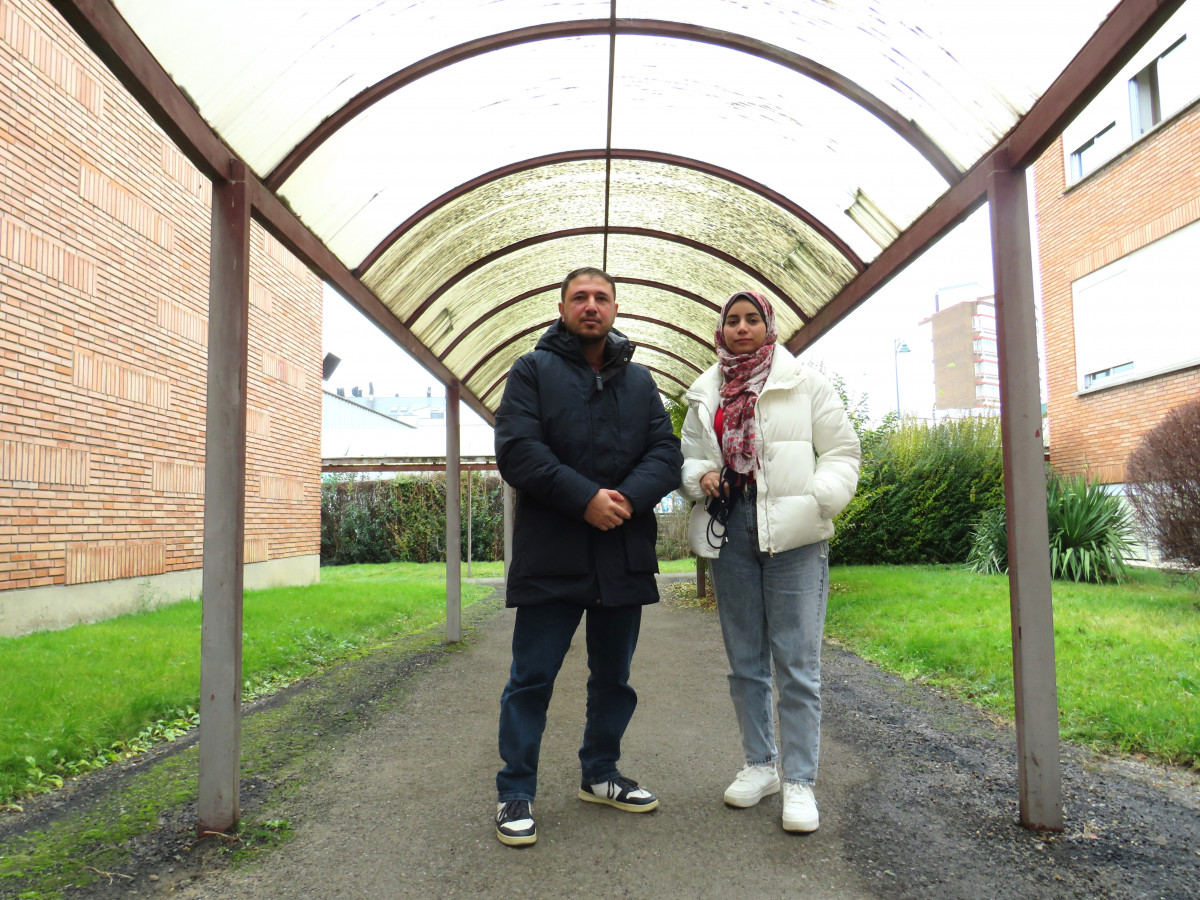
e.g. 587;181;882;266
700;470;727;498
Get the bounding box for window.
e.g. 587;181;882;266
1070;123;1119;180
1072;217;1200;392
1083;362;1134;389
1130;36;1193;137
973;337;997;356
975;360;999;379
971;314;996;336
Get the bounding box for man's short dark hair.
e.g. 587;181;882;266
560;267;616;302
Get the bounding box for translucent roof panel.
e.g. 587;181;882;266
112;0;612;173
278;37;612;264
361;161;609;319
409;233;606;356
423;241;747;402
624;1;1117;175
100;0;1131;415
607;234;799;338
607;159;861;318
362;157;859;333
610;36;948;260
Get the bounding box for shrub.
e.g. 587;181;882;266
967;473;1135;583
832;416;1005;565
321;473;506;565
655;497;691;560
1127;398;1200;569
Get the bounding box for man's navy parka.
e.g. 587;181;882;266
494;321;683;608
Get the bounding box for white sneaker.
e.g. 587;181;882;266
781;783;819;832
723;764;781;808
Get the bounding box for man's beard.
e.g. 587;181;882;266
565;319;608;344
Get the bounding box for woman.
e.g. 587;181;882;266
680;291;860;832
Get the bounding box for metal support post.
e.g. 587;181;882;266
466;470;473;578
197;161;251;835
445;384;462;642
989;163;1063;831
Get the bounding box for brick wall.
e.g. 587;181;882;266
0;0;321;596
1033;103;1200;483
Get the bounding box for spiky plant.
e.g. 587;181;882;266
966;474;1135;583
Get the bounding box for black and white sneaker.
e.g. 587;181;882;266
495;799;536;846
578;775;659;812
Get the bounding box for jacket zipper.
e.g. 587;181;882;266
756;397;773;556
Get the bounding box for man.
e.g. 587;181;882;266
492;266;683;847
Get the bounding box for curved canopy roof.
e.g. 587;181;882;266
88;0;1161;416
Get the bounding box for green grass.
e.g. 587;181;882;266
0;563;493;806
826;565;1200;768
658;557;698;573
4;559;1195;809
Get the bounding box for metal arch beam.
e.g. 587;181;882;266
401;226;808;332
615;314;710;374
783;0;1186;360
265;20;960;193
617;277;723;312
47;0;497;428
459;314;705;388
440;278;719;361
478;353;690;407
633;363;691;394
356;149;863;276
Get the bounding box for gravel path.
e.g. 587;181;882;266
3;579;1198;899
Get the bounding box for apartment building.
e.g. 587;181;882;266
925;292;1001;415
1033;1;1200;497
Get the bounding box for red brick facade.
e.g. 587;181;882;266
0;0;321;609
1033;103;1200;484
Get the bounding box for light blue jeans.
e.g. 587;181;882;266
709;490;828;785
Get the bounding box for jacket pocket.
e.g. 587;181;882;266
622;512;659;573
511;502;591;576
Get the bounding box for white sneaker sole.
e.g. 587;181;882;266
724;781;780;808
496;827;537;847
782;812;819;832
578;788;660;812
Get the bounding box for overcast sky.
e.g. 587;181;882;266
322;205;1002;427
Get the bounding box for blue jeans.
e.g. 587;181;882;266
496;603;642;802
709;492;829;785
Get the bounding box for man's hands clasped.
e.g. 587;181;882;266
584;489;634;531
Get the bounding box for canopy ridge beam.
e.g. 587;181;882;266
603;1;617;270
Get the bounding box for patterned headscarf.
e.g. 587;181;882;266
716;291;776;474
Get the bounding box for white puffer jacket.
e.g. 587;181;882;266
680;349;861;558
